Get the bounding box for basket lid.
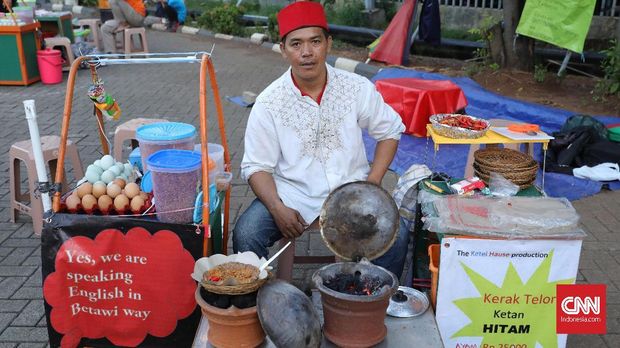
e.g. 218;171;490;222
146;149;201;173
319;181;399;261
136;122;196;141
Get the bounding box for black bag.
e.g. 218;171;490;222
576;141;620;167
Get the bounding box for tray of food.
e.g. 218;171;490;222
429;114;490;139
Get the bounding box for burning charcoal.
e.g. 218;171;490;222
391;290;408;303
324;271;388;296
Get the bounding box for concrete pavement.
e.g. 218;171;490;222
0;29;618;347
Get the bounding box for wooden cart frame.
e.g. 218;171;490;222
51;52;232;256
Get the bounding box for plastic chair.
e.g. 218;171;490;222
121;27;149;56
9;136;84;235
464;119;535;178
276;230;336;282
44;37;75;72
77;18;102;51
113;118;168;161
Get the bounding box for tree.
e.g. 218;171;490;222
502;0;534;71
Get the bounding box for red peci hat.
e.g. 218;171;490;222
277;1;328;39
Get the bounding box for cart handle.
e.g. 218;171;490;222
52;53;232;257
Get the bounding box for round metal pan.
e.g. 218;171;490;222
319;181;399;261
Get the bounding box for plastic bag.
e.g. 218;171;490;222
573;162;620;181
422;196;585;239
489;172;519;197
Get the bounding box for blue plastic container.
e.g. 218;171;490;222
147;149;201;224
129;147;142;172
136;122;196;172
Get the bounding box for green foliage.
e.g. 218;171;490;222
468;15;498;43
595;40;620;96
325;0;369;27
197;3;245;36
80;0;98;7
375;0;397;23
267;13;278;42
534;64;547;83
464;15;501;74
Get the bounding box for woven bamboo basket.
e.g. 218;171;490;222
473;162;539;181
474;148;535;169
473;165;537;183
200;272;272;295
430;114;490;139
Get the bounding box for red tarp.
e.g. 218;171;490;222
369;0;417;65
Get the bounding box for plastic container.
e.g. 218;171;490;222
428;244;440;310
136;122;196;172
12;6;34;23
129;147;142;172
147;149;201;224
194;143;225;174
215;171;233;191
37;49;64;85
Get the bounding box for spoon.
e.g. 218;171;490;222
259;241;292;272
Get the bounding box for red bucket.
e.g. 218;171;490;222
37;48;64;85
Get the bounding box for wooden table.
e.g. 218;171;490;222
193;289;444;347
38;13;74;43
0;22;41;86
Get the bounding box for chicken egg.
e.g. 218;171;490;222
98;195;113;213
112;178;126;189
77;182;93;198
92;182;107;198
130;196;145;213
106;183;122;198
124;182;140;199
114;194;129;212
81;194;97;211
66;194;81;211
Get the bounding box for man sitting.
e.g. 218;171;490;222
233;1;411;279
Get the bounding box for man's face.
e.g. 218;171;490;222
280;27;332;82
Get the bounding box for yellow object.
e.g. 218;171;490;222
94;100;121;120
428;244;440;310
424;180;445;194
425;124;551;151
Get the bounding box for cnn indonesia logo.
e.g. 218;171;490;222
556;284;606;334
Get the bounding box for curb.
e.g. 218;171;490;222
42;4;98;17
146;23;381;79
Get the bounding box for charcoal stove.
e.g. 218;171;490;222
313;181;400;348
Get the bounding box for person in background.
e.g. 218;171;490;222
101;0;146;54
1;0;17;13
155;0;186;32
233;1;410;279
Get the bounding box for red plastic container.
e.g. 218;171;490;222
37;48;64;85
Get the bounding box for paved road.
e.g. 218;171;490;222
0;29;618;347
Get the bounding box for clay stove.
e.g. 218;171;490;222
313;181;401;347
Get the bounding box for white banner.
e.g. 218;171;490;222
436;238;582;348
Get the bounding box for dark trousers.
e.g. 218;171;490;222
155;3;180;24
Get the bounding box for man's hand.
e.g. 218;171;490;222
270;202;307;239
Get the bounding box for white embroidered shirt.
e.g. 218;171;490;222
241;64;405;223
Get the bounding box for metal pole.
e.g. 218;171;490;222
23;100;52;214
557;50;571;76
